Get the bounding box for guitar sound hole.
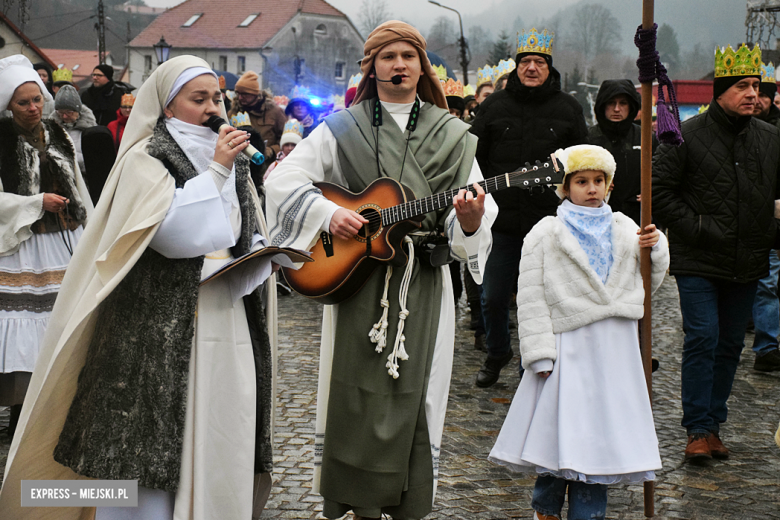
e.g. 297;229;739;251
359;208;382;236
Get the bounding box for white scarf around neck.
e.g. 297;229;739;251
165;116;238;209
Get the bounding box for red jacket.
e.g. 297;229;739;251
106;108;128;151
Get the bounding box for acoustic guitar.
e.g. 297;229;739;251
282;154;565;304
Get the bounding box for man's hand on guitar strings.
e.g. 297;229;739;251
330;208;370;240
453;182;486;235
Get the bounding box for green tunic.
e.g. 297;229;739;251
320;98;477;519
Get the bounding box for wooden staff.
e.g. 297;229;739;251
639;0;655;517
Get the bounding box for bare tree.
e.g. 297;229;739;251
358;0;392;37
567;4;621;70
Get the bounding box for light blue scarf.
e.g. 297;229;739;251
557;199;613;284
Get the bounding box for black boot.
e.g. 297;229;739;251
476;350;514;388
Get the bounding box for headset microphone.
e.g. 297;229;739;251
375;75;404;85
203;115;265;165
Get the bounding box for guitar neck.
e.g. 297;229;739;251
380;155;563;226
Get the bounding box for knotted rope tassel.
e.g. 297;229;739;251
369;266;393;352
386;236;415;379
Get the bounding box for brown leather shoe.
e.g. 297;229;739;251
685;433;712;461
534;512;559;520
707;432;729;459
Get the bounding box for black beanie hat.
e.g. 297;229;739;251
516;51;553;68
446;95;465;113
713;74;759;100
760;81;778;99
94;64;114;81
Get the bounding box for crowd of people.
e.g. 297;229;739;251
0;17;779;520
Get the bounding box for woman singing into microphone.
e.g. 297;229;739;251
0;56;277;520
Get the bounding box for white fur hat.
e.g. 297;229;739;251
553;144;617;201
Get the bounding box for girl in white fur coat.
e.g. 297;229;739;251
489;145;669;520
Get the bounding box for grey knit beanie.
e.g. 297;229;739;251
55;85;81;112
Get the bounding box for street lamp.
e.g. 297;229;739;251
153;36;172;65
428;0;470;86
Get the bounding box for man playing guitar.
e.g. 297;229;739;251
265;20;497;520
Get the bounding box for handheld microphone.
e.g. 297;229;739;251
376;75;404;85
203;115;265;166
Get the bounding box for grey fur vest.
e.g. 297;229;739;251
0;117;88;226
53;117;274;492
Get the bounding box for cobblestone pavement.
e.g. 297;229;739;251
1;276;779;519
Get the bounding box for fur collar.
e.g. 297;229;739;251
0;117;87;224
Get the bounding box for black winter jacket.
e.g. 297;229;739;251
80;82;124;126
470;67;588;235
653;99;780;282
588;79;655;226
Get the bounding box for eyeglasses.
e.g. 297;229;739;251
91;73;106;78
56;110;78;117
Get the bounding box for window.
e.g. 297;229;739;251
335;61;345;80
238;14;259;27
219;55;228;71
314;24;327;35
182;13;202;27
237;56;246;73
144;55;152;72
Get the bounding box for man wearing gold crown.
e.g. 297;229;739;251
470;28;588;388
265;20;497;520
654;43;780;462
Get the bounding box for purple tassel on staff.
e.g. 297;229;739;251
635;23;683;146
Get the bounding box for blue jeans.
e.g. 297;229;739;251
480;231;523;360
532;475;607;520
752;250;780;355
676;275;757;435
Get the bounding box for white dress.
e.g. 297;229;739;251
0;228;82;375
489;311;661;484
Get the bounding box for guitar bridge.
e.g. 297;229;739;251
320;232;334;257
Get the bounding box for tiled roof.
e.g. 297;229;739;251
41;48;113;83
129;0;347;49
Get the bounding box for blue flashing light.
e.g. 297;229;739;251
310;97;321;106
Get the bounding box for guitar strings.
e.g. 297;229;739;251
366;166;557;226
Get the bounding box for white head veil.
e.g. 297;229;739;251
115;55;224;162
0;55;53;110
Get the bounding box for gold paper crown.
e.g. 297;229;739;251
698;104;709;114
329;94;345;108
762;61;776;83
283;119;304;137
517;28;554;56
218;75;226;90
493;58;516;80
714;43;761;79
273;95;289;109
348;73;362;90
433;64;448;83
443;78;463;98
52;67;72;83
477;65;494;87
230;111;251;128
120;93;135;106
463;84;475;97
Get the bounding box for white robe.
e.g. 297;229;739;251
265;100;498;496
97;168;269;520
